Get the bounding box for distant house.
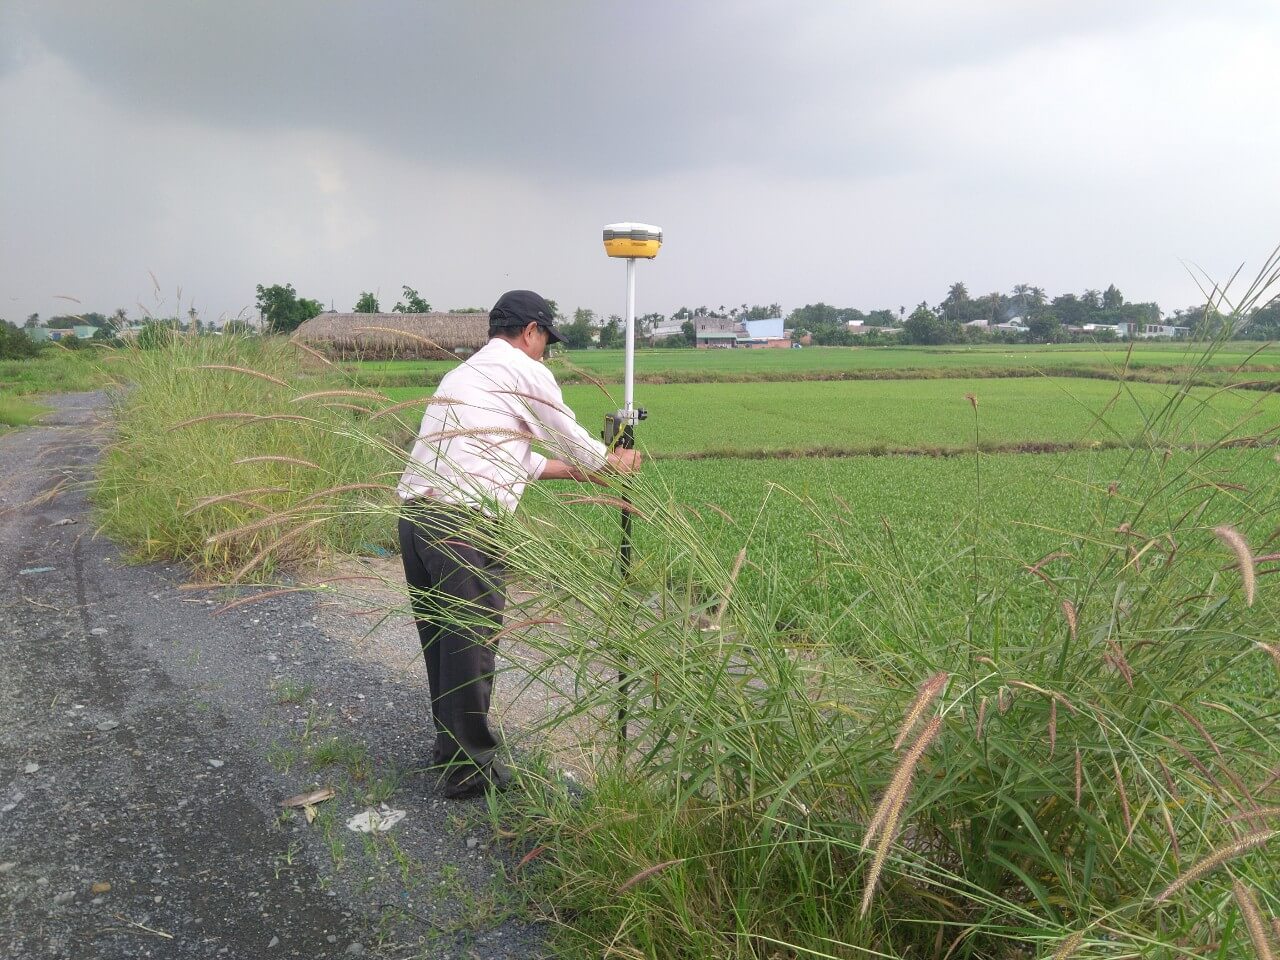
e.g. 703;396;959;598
847;321;901;337
693;317;738;348
695;330;739;349
24;325;97;342
991;321;1029;333
648;321;687;343
739;317;791;349
292;311;490;360
694;317;792;349
1139;323;1190;339
1112;321;1189;339
742;318;783;339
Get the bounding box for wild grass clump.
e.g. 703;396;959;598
95;333;403;579
0;344;109;398
456;265;1280;957
0;394;49;429
475;419;1279;956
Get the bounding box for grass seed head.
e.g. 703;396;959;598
617;858;684;894
864;715;943;851
1155;829;1277;903
893;671;948;751
998;686;1013;715
1051;931;1085;960
190;363;289;387
1060;599;1078;642
1213;524;1257;606
1159;802;1181;859
1232;880;1275;960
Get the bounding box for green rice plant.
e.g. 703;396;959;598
346;342;1280;391
561;341;1280;382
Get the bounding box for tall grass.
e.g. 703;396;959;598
445;276;1278;956
0;343;113;428
469;425;1278;957
95;265;1280;957
95;334;404;578
0;344;110;398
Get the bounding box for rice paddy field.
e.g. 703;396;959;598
369;345;1280;640
382;376;1280;456
562;340;1280;378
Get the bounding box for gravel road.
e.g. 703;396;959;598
0;393;546;959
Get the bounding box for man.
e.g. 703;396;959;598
397;289;641;798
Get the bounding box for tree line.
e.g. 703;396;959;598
16;278;1272;350
249;280;1280;345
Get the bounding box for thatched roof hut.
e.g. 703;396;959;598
292;311;490;360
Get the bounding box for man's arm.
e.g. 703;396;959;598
537;450;642;484
516;365;611;472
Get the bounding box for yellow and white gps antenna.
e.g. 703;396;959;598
602;222;662;430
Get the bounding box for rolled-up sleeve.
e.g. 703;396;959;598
518;365;609;472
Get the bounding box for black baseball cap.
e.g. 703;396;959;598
489;290;566;344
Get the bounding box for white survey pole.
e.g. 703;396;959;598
624;257;636;416
601;222;663;751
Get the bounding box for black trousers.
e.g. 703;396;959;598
398;501;506;783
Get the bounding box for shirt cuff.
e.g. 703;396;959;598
527;450;550;480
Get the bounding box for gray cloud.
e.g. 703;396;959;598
2;1;1213;181
2;1;1278;324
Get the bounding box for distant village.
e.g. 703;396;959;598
15;273;1274;361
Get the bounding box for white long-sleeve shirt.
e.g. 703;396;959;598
397;337;609;515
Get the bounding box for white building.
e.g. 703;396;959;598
1115;321;1190;339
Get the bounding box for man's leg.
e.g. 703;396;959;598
422;538;505;789
399;512;446;756
400;506;508;793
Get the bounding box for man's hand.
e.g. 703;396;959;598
606;449;643;475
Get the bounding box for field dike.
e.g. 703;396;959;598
349;356;1280;391
654;436;1279;461
94;314;1280;958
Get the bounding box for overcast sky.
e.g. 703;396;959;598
2;1;1278;325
